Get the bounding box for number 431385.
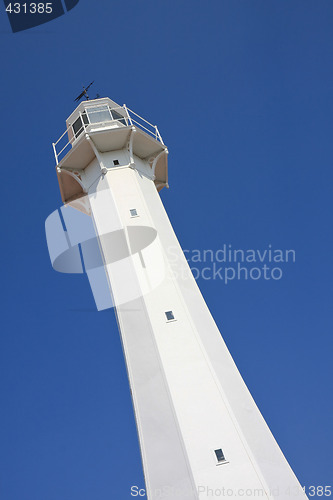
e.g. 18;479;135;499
6;3;53;14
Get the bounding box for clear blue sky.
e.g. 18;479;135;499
0;1;332;499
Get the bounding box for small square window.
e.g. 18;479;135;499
214;449;226;463
165;311;175;321
113;159;120;166
130;209;138;217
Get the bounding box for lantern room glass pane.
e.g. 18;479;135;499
111;109;127;125
82;111;89;125
87;105;112;124
72;116;84;138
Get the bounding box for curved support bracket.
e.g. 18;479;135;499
128;127;136;167
86;134;106;172
57;167;88;205
152;148;168;179
60;168;87;193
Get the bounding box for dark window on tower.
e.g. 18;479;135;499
113;159;120;166
214;449;226;463
165;311;175;321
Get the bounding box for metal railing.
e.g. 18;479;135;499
53;104;164;164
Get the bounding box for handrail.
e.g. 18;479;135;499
126;107;156;128
131;118;156;137
53;103;164;165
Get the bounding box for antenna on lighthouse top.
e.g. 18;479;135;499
74;81;95;102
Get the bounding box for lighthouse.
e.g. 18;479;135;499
46;97;307;500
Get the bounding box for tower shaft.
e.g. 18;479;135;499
86;159;304;500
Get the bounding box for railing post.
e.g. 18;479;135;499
124;104;133;126
52;142;58;165
156;126;163;144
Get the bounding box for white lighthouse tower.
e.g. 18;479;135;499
47;97;307;500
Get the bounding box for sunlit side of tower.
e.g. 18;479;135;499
48;97;307;500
